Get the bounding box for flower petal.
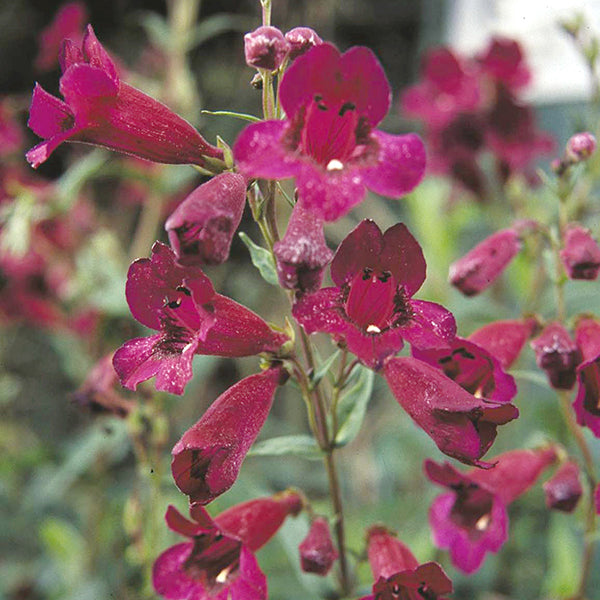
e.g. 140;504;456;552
400;300;456;350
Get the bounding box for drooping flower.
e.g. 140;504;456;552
234;43;426;222
359;525;452;600
27;26;222;168
112;242;287;395
293;220;456;369
412;335;517;403
165;173;247;266
573;317;600;436
284;27;323;61
467;318;537;369
449;224;527;296
425;447;557;573
543;460;583;513
171;367;284;505
560;224;600;280
34;1;87;72
273;204;333;294
384;357;518;468
298;517;338;576
531;322;582;390
244;26;290;71
153;491;302;600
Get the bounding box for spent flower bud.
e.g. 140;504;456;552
284;27;323;60
298;517;338;575
560;224;600;280
543;460;583;513
244;26;290;71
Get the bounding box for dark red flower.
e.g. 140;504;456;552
113;243;287;395
531;322;582;390
293;220;456;369
284;27;322;61
165;173;247;266
477;37;531;91
543;460;583;513
273;205;333;294
359;526;452;600
573;317;600;436
384;357;518;468
171;367;284;505
426;447;557;573
244;26;290;71
234;44;425;221
27;26;222;168
153;491;302;600
298;517;338;576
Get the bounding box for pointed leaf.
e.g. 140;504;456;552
248;435;322;460
239;232;279;285
334;365;374;447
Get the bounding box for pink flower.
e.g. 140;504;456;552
384;357;518;468
34;2;87;72
359;526;452;600
531;322;582;390
112;242;287;395
244;26;290;71
560;224;600;280
27;26;222;168
234;43;425;222
284;27;323;61
0;102;24;157
426;447;557;573
293;220;456;369
171;367;284;505
153;491;302;600
573;317;600;436
543;460;583;513
298;517;338;576
165;173;247;266
566;132;597;161
449;226;523;296
273;205;333;294
477;37;531;91
412;336;517;403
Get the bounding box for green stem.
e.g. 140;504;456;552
129;193;164;261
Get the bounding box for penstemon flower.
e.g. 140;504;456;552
234;43;426;221
543;460;583;513
573;317;600;436
298;517;338;576
27;26;222;168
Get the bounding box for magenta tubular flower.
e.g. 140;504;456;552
543;460;583;513
298;517;338;576
566;132;597;161
244;26;290;71
171;367;283;505
284;27;323;60
293;220;456;369
468;318;537;369
112;242;287;395
234;43;426;222
273;205;333;294
401;47;480;128
384;357;518;468
449;226;522;296
412;336;517;403
560;225;600;280
165;173;247;266
359;526;452;600
477;37;531;91
573;317;600;436
425;447;557;573
71;353;134;418
531;322;582;390
27;25;222;168
153;491;302;600
34;2;87;72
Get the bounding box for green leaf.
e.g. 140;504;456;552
201;109;261;123
248;435;322;460
310;350;340;389
187;14;255;50
239;232;279;285
544;514;581;598
334;365;374;447
55;150;109;210
512;369;550;388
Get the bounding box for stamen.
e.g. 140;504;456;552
475;514;490;531
216;567;231;584
176;285;192;296
339;101;356;116
366;324;381;333
326;159;344;171
164;298;182;309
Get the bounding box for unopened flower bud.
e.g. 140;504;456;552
298;517;338;576
531;322;582;389
244;26;290;71
560;224;600;280
165;172;247;266
284;27;323;60
543;460;582;512
566;132;597;162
